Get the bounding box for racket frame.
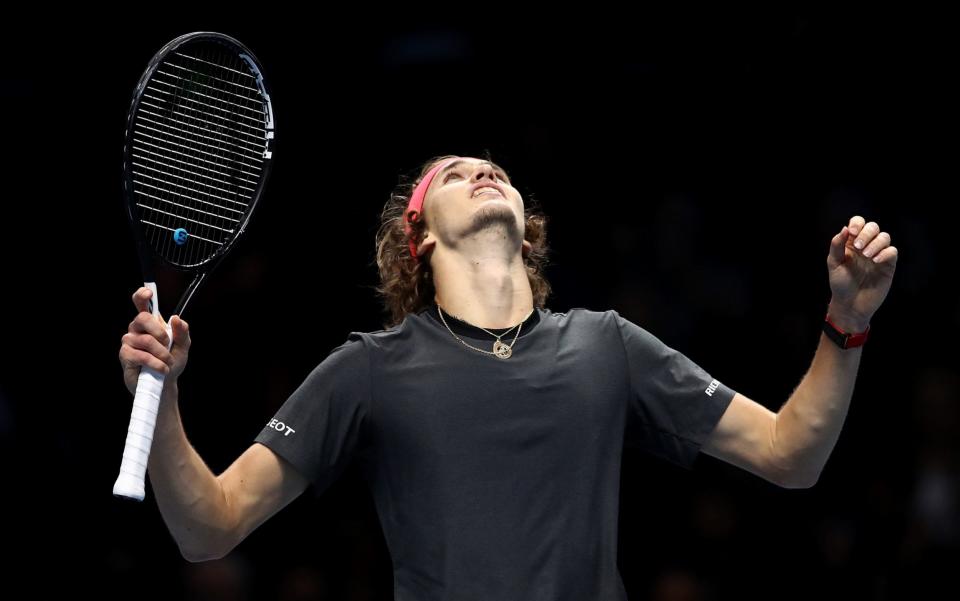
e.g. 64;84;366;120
114;32;275;500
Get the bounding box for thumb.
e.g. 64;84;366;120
828;226;849;269
170;315;191;351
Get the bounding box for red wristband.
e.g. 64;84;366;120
823;313;870;349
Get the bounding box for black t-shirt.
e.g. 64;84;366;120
255;304;737;601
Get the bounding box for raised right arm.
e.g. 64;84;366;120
120;288;309;562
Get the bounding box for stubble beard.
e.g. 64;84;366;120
462;202;522;247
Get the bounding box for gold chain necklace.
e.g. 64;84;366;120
436;304;535;359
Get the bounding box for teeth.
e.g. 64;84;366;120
472;187;502;198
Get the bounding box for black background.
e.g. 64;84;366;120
1;7;955;600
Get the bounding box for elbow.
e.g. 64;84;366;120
179;482;239;562
769;428;819;489
777;470;820;490
766;454;819;489
179;545;229;563
180;548;212;564
177;538;234;563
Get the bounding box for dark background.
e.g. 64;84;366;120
1;8;955;600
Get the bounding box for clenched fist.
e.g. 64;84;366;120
119;287;192;395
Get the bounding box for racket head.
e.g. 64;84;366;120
122;32;275;275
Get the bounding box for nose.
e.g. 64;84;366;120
470;163;497;182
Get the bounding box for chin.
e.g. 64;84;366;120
466;204;522;238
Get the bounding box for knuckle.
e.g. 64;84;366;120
140;333;160;350
146;353;164;371
130;349;147;366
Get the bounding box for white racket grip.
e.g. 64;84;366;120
113;282;173;500
113;367;166;500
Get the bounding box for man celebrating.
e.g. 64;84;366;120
119;155;897;600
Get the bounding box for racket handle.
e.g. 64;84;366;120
113;282;172;501
113;367;167;500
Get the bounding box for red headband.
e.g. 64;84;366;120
403;157;461;261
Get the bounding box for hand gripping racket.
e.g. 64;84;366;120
113;32;275;501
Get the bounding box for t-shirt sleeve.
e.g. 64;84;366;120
254;333;372;495
613;311;737;470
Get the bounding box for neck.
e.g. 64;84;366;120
431;243;534;329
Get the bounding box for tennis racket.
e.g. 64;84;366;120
113;32;275;501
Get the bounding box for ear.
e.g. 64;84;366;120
416;230;437;258
521;239;532;258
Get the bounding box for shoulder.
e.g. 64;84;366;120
541;307;630;346
301;332;371;378
543;306;629;331
339;309;432;354
552;308;666;352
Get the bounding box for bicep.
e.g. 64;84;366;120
217;442;310;548
701;392;794;486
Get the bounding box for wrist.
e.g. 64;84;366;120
823;304;871;350
159;379;180;412
155;382;182;437
162;378;179;396
826;303;870;333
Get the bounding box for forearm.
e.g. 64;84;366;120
148;382;234;561
774;306;865;487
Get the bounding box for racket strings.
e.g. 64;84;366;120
131;39;269;268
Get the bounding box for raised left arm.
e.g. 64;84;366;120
702;216;898;488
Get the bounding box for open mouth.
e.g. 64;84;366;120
472;187;504;199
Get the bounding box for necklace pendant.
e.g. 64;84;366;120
493;339;512;359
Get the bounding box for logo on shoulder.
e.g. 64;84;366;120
267;418;296;437
704;379;720;397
